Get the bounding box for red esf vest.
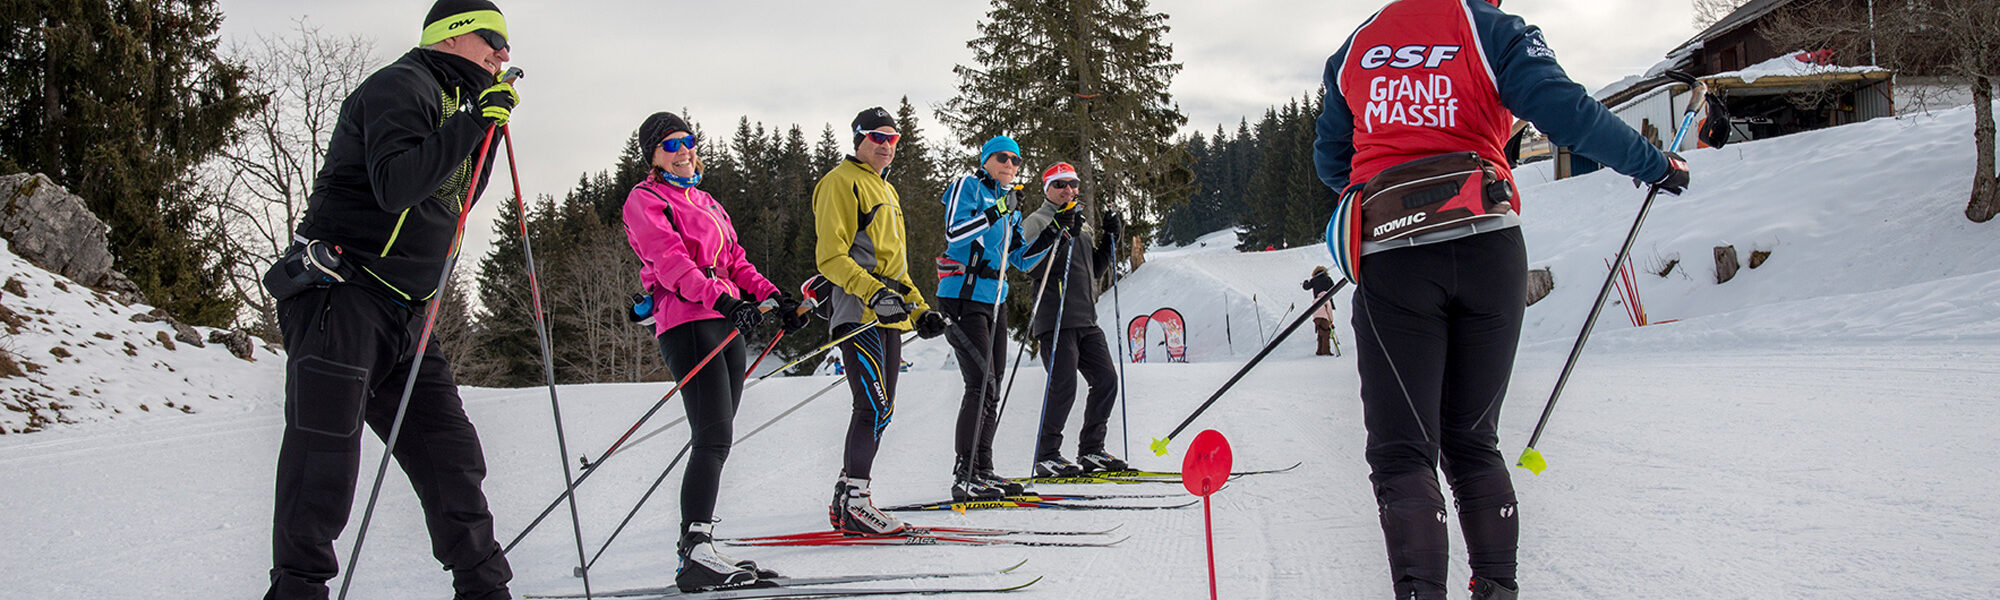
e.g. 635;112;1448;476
1335;0;1516;193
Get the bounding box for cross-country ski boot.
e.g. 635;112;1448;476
676;522;757;592
705;520;779;579
973;453;1028;495
1468;577;1518;600
836;477;907;536
1034;456;1084;477
952;455;1005;501
1078;451;1129;473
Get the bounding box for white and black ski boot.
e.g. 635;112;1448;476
977;468;1028;496
1468;577;1518;600
827;476;847;530
952;456;1005;501
675;522;757;592
706;520;779;579
1077;451;1130;473
1033;456;1084;478
836;477;907;535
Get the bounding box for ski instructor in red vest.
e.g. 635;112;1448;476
1315;1;1689;599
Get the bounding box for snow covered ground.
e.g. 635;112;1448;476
2;106;1997;599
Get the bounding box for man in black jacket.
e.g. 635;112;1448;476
260;2;520;598
1020;162;1128;477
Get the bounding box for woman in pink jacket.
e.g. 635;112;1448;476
622;111;807;592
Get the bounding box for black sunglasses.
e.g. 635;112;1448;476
989;152;1023;166
473;29;508;51
1048;180;1079;190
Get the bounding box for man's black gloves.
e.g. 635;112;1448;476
914;310;948;339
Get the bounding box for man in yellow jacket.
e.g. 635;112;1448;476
813;106;948;535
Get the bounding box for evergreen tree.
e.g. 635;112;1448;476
0;0;258;325
940;0;1191;257
886;97;947;310
470;195;540;387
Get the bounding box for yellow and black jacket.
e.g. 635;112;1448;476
812;157;927;331
295;48;501;303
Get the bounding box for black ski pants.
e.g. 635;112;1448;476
1033;326;1119;461
266;284;510;600
1352;227;1524;599
835;323;900;479
939;298;1006;472
656;318;748;529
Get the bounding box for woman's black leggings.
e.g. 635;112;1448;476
656;318;748;528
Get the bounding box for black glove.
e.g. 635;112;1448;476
868;288;910;324
713;294;764;333
1056;206;1082;232
1638;152;1690;196
982;205;1004;226
476;79;518;127
1102;211;1125;241
627;293;656;327
773;292;809;334
914;310;948;339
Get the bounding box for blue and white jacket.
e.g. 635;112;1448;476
938;171;1055;304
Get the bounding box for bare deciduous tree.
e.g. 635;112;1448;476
1693;0;1755;29
1765;0;2000;222
202;19;376;331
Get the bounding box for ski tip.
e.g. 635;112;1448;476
1001;557;1029;574
1149;437;1171;456
1003;575;1046;591
1516;447;1547;475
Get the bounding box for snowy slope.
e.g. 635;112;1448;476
2;107;1998;599
0;240;284;434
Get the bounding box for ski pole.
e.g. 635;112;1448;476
1028;229;1078;472
996;219;1062;417
580;332;909;571
501;123;593;596
1109;230;1131;460
603;317;872;461
338;67;520;600
962;186;1022;475
501;327;738;556
1150;280;1346;456
1517;70;1704;475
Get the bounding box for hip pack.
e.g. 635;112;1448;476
1326;152;1515;285
1358;151;1513;243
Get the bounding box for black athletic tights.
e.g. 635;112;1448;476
939;298;1006;472
1352;227;1525;599
656;318;748;529
835;323;901;479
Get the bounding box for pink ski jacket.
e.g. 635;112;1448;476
622;178;781;336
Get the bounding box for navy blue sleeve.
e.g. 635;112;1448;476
1470;1;1668;182
1313;46;1360;194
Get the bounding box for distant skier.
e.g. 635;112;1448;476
257;1;518;598
1315;1;1690;599
812;107;949;535
621;111;807;591
1303;266;1341;357
1022;162;1129;477
935;136;1056;500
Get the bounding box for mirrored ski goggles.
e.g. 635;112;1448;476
660;136;700;153
857;129;901;146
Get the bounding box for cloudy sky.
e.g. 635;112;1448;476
214;0;1699;263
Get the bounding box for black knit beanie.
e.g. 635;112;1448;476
426;0;502;28
851;107;896;147
638;112;694;163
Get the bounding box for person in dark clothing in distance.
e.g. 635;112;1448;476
1303;266;1341;357
1314;1;1690;599
1020;162;1128;477
260;1;520;598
